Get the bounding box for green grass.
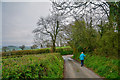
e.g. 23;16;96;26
2;53;64;79
2;46;72;79
0;58;1;78
73;53;120;79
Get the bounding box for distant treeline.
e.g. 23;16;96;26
2;45;39;52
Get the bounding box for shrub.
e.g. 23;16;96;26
94;30;118;58
56;48;73;55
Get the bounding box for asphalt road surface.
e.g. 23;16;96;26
62;55;102;79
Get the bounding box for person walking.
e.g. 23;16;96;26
79;52;86;67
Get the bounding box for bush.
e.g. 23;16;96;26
94;29;118;58
56;48;73;55
2;53;64;79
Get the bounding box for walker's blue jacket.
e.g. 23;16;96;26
79;53;86;60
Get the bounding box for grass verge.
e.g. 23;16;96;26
73;53;119;79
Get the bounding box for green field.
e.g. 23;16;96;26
2;53;64;79
2;46;73;79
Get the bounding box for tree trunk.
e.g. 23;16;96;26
118;2;120;31
52;40;56;52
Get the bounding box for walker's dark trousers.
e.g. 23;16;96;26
81;60;84;67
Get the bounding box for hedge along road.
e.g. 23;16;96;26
62;55;102;79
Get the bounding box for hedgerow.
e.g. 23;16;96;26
2;47;73;58
2;48;49;57
2;53;64;79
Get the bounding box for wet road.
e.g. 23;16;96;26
62;55;101;78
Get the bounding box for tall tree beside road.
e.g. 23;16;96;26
33;14;64;52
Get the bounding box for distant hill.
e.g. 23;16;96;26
1;46;35;52
8;46;17;47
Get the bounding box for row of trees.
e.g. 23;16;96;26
52;1;119;58
66;19;118;57
32;1;119;58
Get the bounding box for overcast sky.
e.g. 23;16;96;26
2;2;51;46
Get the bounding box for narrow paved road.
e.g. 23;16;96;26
62;55;101;78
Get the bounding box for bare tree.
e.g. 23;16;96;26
31;44;38;49
33;13;64;52
51;0;110;28
33;33;47;48
2;47;9;52
19;45;25;50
